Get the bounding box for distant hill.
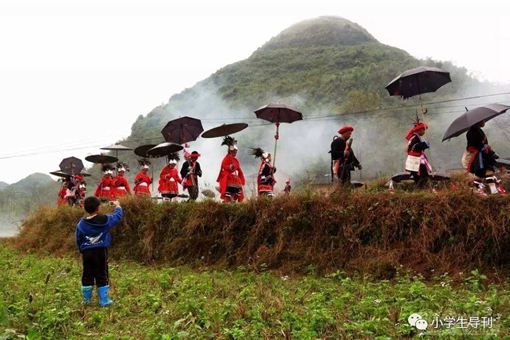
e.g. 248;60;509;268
122;16;509;184
0;173;59;229
0;182;8;191
6;16;510;202
6;173;54;196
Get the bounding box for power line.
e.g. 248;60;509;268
1;91;509;160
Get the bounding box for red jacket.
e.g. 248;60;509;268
94;177;114;200
158;166;182;194
217;154;245;201
134;172;152;195
113;175;131;197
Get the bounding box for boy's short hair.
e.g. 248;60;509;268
84;196;101;214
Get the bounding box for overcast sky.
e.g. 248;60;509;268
0;0;508;184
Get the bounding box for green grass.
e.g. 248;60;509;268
1;242;510;339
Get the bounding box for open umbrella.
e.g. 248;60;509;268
161;117;204;144
100;143;133;160
201;123;248;138
147;142;184;159
134;144;157;158
386;66;451;125
85;154;119;164
386;66;451;102
50;170;91;178
59;157;84;175
442;103;510;141
254;103;303;168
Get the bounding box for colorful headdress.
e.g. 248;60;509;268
190;151;200;159
138;158;151;169
168;152;180;164
405;114;428;140
250;147;269;160
101;164;114;175
116;162;129;172
222;136;238;151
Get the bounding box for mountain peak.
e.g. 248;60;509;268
260;16;378;50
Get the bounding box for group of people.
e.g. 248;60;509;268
329;119;506;195
58;140;292;206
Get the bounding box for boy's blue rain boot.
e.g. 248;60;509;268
97;285;113;306
81;286;93;305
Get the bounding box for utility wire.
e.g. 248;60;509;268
1;91;509;160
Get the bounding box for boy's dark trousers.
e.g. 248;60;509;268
81;247;109;287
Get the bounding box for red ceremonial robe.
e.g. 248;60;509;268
216;154;245;201
57;185;67;206
158;167;182;195
113;175;131;198
134;172;152;195
94;177;114;200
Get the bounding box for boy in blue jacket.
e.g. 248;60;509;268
76;196;123;306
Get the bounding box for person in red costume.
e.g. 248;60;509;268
112;162;131;198
57;176;69;206
217;136;245;203
94;165;115;202
251;147;276;197
158;153;182;199
404;117;432;188
134;159;152;196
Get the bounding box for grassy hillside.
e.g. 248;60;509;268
1;241;509;339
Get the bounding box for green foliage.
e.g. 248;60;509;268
1;242;509;339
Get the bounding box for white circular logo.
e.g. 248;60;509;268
415;319;428;330
408;313;422;327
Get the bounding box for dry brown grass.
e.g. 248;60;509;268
11;177;510;278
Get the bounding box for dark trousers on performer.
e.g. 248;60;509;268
410;164;429;188
81;247;109;287
337;165;351;185
186;185;199;201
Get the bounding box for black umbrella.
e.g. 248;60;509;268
100;143;133;160
201;123;248;138
85;154;119;164
386;66;452;101
50;170;91;178
59;157;84;175
147;142;184;159
442;103;510;141
161;117;204;144
254;103;303;168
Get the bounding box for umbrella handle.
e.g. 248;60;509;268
273;123;280;169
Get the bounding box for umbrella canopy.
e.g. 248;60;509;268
50;170;91;178
201;123;248;138
59;157;84;175
161;117;204;144
496;159;510;168
254;103;303;123
99;143;133;151
254;103;303;168
147;142;184;158
442;103;510;141
85;154;118;164
385;66;451;99
134;144;157;158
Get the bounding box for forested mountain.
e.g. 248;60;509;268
2;16;510;212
